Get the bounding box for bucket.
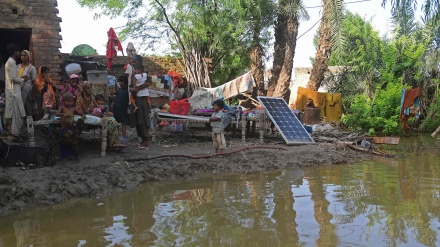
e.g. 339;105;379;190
303;107;321;125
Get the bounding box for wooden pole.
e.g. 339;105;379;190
101;118;108;157
241;116;247;144
152;111;158;142
432;125;440;137
259;113;264;144
27;116;35;147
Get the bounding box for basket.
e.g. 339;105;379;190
170;98;190;115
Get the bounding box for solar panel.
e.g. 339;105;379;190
257;96;314;145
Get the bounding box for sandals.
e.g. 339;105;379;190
136;143;149;149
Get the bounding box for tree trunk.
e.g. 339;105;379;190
251;43;266;98
269;0;300;99
268;0;288;96
272;1;299;99
307;0;332;91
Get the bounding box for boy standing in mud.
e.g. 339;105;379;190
209;99;226;154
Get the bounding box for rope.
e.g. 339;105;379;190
125;146;287;162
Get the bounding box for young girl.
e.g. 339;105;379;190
112;75;129;137
58;75;72;106
92;94;106;117
35;66;57;117
69;74;81;103
130;65;149;112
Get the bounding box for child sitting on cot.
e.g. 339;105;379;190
209;99;226;154
56;93;86;119
130;64;149;112
92;94;107;117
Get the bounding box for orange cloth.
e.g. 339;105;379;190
296;87;326;117
35;66;57;109
325;93;342;122
168;70;184;88
400;88;420;130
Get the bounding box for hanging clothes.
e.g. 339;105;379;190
296;87;326;117
325;93;342;122
106;27;123;70
400;87;420;130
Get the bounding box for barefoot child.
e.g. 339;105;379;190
129;65;149;112
209;99;226;154
112;75;129;137
55;92;86;160
56;92;86;123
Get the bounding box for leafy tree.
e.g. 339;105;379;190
232;0;278;97
77;0;254;92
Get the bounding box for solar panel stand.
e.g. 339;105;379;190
257;96;314;145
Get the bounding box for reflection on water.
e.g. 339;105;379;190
1;135;440;246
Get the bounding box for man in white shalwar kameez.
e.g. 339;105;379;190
5;44;26;138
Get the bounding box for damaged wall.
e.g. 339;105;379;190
0;0;62;79
60;53;185;79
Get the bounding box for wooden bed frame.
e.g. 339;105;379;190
26;109;109;157
151;111;266;144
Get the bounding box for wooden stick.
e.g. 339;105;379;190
431;125;440;137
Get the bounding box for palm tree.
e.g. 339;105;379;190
306;0;344;91
383;0;440;24
268;0;308;99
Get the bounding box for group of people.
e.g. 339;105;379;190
1;43;152;156
2;43;38;141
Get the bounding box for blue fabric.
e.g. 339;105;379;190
414;97;420;117
400;88;420;116
113;87;129;123
400;89;410;115
163;75;172;86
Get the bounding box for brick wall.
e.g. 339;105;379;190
0;0;62;79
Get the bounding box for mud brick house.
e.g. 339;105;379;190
0;0;62;79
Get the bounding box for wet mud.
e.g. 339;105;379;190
0;128;369;217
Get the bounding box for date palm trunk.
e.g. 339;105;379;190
268;0;300;101
307;0;332;91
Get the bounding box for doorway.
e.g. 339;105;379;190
0;28;32;65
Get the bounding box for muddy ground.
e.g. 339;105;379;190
0;124;371;217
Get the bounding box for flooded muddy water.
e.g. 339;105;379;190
1;135;440;246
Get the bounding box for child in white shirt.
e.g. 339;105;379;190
129;65;149;112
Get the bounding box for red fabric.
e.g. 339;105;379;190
168;70;184;87
400;87;420;130
106;27;123;70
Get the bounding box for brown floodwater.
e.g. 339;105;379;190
1;134;440;246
